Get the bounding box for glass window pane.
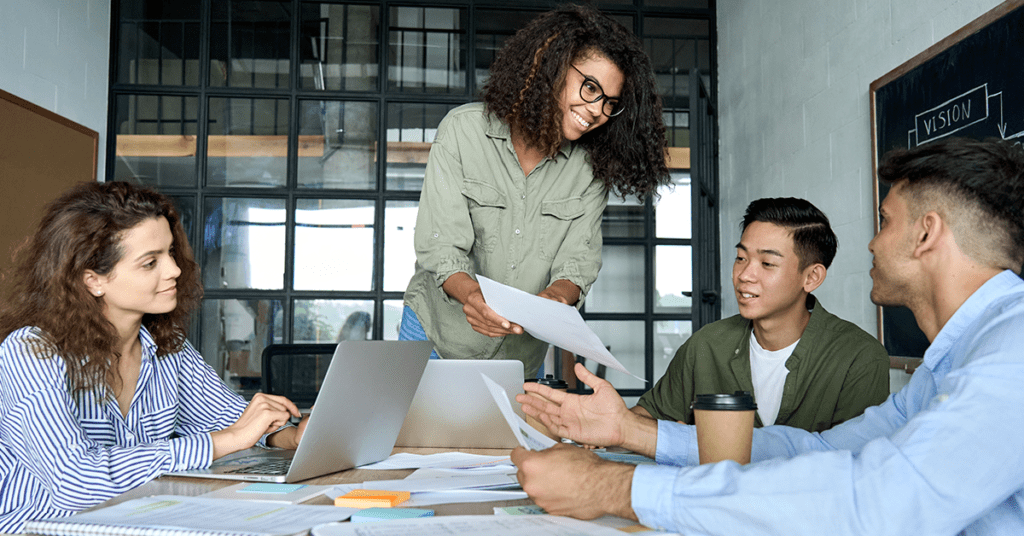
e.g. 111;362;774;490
586;245;644;313
207;97;289;187
168;195;196;242
210;0;292;89
655;171;692;238
298;100;378;189
294;199;375;291
474;9;539;89
655;245;692;313
300;3;380;91
113;95;198;187
383;299;405;340
654;320;692;383
388;6;467;93
203;197;286;290
582;320;645;389
644;0;709;8
385;201;418;292
117;0;201;85
386;102;456;191
200;298;284;394
602;196;645;238
293;299;373;343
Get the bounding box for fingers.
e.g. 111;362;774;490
574;362;610;391
251;392;302;418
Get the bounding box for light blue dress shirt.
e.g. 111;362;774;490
632;270;1024;536
0;325;256;533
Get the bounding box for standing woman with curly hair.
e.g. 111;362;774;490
0;182;307;533
400;4;670;377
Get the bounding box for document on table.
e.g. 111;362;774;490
310;514;635;536
477;276;641;380
326;484;528;507
482;373;557;451
359;452;513;470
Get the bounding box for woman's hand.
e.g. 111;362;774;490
266;413;310;450
210;393;301;459
537;279;581;305
443;272;523;337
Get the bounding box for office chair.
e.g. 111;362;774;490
261;343;337;409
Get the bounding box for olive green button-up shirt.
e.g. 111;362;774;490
404;103;608;378
637;296;891;432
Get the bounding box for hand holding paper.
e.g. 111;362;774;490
482;373;557;451
477;276;640;380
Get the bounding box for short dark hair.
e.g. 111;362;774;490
878;137;1024;271
741;198;838;270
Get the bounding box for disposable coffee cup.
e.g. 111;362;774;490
523;374;568;441
691;391;757;464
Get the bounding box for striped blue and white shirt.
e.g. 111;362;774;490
0;325;251;533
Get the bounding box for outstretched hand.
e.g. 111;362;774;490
442;272;523;337
517;363;631;448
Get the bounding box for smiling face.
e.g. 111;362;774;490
559;53;624;142
86;216;182;328
868;182;918;307
732;221;819;324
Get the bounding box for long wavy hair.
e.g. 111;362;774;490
482;4;670;199
0;181;202;394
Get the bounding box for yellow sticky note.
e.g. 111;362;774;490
334;489;410;509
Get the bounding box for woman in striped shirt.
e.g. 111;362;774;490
0;182;306;532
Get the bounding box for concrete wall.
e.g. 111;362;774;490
716;0;1004;331
0;0;111;181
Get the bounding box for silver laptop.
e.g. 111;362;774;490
395;359;525;448
170;340;432;483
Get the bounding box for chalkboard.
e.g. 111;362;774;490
870;0;1024;357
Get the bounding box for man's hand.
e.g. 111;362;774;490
442;272;523;337
511;444;637;520
210;393;300;459
517;363;659;457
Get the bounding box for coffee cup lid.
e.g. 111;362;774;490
536;374;568;389
690;391;757;411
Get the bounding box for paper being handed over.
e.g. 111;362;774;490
482;373;557;451
477;275;641;381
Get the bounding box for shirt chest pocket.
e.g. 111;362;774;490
539;197;585;260
461;179;508;254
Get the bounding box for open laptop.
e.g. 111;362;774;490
170;340;433;483
395;359;525;448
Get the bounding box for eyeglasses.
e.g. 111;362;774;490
571;64;624;118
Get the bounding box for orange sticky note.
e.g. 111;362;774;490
334;489;411;509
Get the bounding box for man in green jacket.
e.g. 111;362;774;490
635;198;890;432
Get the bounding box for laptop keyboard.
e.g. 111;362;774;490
226;459;292;475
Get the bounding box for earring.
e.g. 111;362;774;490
95;291;104;297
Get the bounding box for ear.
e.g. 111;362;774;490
802;264;827;293
912;211;944;259
83;270;105;297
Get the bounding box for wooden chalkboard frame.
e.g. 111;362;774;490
869;0;1024;360
0;89;98;273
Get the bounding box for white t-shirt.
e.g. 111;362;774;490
749;331;798;425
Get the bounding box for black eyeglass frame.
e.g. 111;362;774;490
570;64;625;118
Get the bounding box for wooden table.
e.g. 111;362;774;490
90;447;532;516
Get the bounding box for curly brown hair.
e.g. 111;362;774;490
482;4;670;199
0;181;202;394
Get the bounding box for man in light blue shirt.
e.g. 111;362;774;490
512;137;1024;536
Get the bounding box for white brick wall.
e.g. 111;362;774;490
0;0;111;181
717;0;1004;343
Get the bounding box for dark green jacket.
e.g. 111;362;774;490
637;296;890;432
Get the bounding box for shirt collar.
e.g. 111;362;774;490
923;270;1024;368
138;324;158;362
484;111;574;159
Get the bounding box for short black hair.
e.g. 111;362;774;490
741;198;838;270
878;137;1024;271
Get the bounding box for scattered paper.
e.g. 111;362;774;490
310;514;632;536
482;373;557;451
478;276;641;380
358;452;513;470
358;473;520;492
325;484;527;507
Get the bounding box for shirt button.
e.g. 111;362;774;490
432;233;439;238
511;264;516;270
521;194;526;200
515;229;521;235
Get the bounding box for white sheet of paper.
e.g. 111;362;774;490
477;276;641;380
325;484;528;507
310;514;630;536
482;373;557;451
407;466;517;479
358;452;513;470
359;473;520;492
